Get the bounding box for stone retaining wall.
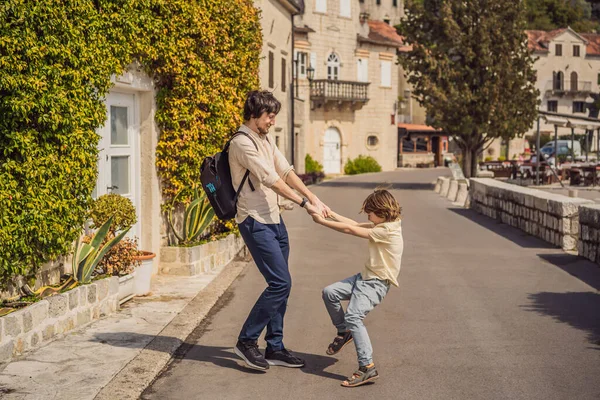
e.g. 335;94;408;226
470;179;592;251
160;234;246;276
578;204;600;264
0;276;119;363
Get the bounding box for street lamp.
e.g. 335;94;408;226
306;65;315;81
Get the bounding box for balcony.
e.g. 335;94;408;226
544;80;592;96
309;79;370;110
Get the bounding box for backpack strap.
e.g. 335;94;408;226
227;131;259;193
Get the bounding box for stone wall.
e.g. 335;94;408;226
578;204;600;264
470;178;592;251
160;234;246;276
0;276;119;363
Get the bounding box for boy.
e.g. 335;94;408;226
311;189;403;387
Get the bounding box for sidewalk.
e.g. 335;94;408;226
0;257;250;400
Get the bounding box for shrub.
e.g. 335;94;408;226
497;156;507;162
305;154;323;173
89;194;137;234
0;0;261;285
484;156;493;162
89;236;140;277
344;155;382;175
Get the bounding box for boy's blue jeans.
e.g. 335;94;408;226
238;216;290;352
322;273;389;366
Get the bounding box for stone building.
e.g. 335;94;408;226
292;0;405;173
254;0;303;162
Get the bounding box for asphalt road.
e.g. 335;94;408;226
143;169;600;400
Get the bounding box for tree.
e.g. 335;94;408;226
525;0;597;32
397;0;540;177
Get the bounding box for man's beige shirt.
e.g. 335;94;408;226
362;220;404;287
228;124;294;224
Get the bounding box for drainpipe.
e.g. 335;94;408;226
290;13;297;166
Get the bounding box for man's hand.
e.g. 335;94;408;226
310;196;331;217
304;202;319;216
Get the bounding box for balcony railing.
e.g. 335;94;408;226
544;80;592;95
309;79;370;109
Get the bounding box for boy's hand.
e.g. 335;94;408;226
311;212;324;223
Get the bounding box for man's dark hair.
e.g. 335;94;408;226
243;90;281;121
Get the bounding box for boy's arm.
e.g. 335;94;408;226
328;211;373;228
312;214;371;239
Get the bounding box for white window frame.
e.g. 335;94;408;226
357;58;369;82
294;50;308;79
315;0;327;13
340;0;351;17
380;60;391;87
327;53;340;80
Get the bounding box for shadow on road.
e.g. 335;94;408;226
522;291;600;350
92;332;346;381
537;253;600;291
449;208;556;249
318;181;435;190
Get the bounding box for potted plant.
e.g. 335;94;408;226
88;194;155;302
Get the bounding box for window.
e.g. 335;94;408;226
340;0;351;17
294;51;308;79
376;0;381;5
281;58;286;92
573;45;580;57
570;71;578;91
275;136;280;148
393;0;398;6
597;72;600;85
357;58;369;82
366;135;379;148
380;60;391;87
268;51;274;89
327;53;340;80
384;17;391;25
573;101;585;113
315;0;327;13
416;138;428;152
553;71;564;91
555;44;562;56
547;100;558;112
402;137;414;152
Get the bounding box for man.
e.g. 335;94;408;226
229;90;329;371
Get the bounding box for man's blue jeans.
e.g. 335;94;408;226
238;216;290;352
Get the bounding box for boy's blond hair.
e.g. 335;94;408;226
361;189;402;222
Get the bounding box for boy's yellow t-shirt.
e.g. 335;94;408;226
362;220;404;287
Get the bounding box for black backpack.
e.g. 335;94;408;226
200;131;258;221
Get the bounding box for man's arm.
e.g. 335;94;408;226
311;214;371;239
285;171;330;215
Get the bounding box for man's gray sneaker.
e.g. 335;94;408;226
234;340;269;371
265;348;305;368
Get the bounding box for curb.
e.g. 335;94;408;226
94;257;251;400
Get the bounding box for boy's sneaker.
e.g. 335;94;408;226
265;348;305;368
341;364;379;387
234;340;269;371
326;331;353;355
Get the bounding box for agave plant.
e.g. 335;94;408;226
72;216;130;284
167;187;215;245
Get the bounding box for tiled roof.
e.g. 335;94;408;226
581;33;600;56
358;20;411;50
526;28;600;56
397;123;441;132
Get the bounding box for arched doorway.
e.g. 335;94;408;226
323;127;341;174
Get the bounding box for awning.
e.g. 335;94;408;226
567;119;600;129
542;115;568;126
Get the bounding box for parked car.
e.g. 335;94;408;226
540;140;581;158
